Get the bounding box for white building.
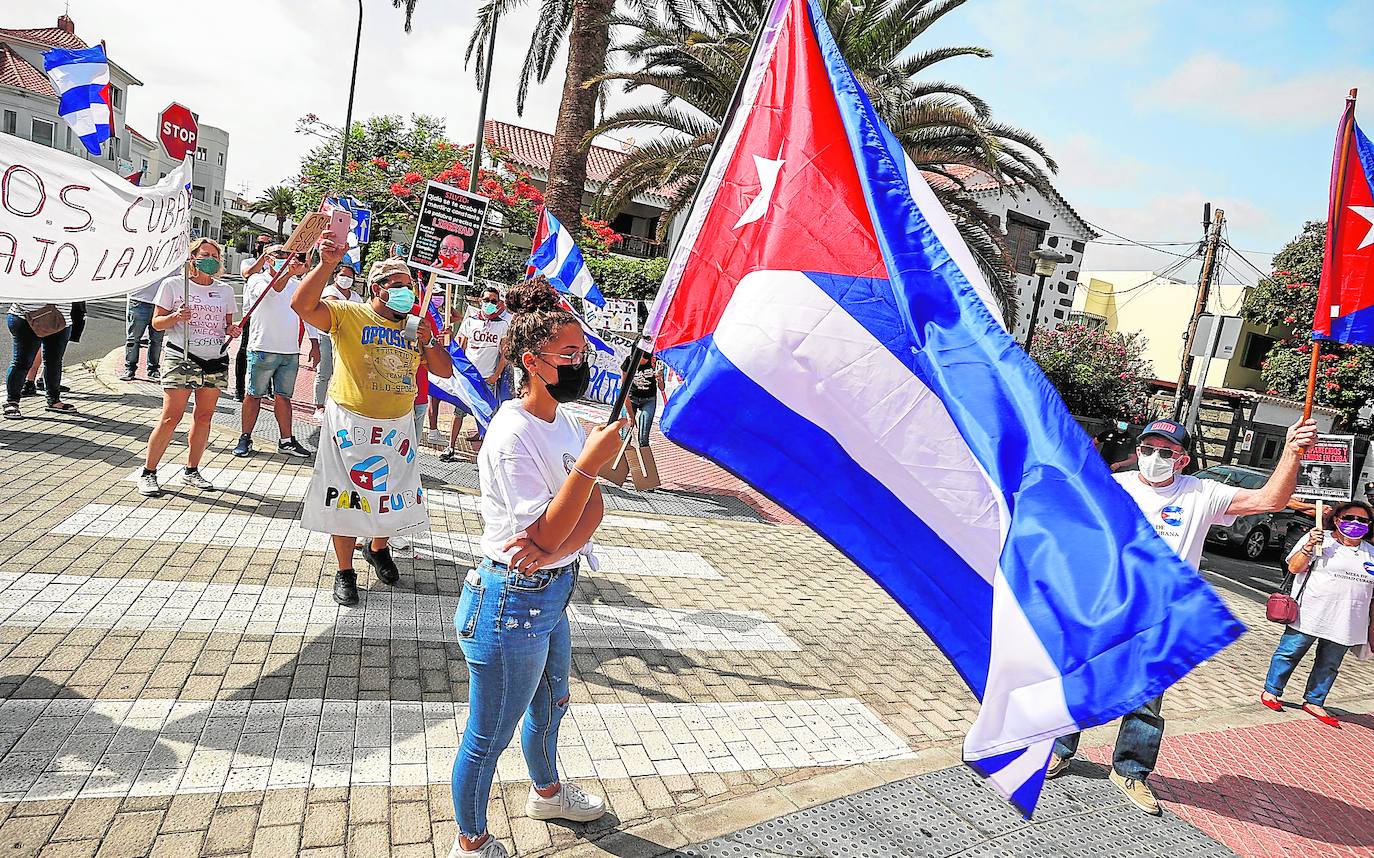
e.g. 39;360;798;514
928;166;1098;342
1;14;230;241
0;15;142;172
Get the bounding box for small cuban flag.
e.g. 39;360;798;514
42;45;114;156
527;208;607;307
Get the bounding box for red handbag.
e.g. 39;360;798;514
1266;560;1313;624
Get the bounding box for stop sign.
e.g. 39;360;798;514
158;102;198;162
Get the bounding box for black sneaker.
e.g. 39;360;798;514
279;437;312;458
19;381;36;398
35;378;44;392
146;369;160;381
332;570;359;606
118;369;136;382
232;434;254;457
361;543;400;585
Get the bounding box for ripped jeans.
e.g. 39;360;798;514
452;557;577;837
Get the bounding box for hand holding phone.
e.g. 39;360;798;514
326;208;351;247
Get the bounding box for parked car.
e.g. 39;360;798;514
1197;465;1313;561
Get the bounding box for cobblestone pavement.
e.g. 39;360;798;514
0;366;1370;857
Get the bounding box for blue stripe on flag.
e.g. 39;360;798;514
428;341;498;431
658;335;996;693
57;85;109;118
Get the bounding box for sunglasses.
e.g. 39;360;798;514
1338;514;1370;523
1136;445;1180;461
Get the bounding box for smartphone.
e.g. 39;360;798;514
326;208;350;246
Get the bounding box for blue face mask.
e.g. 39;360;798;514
482;302;499;316
384;286;416;314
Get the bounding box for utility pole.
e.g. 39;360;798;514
1170;205;1226;423
340;0;363;179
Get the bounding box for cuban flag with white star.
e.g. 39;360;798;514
646;0;1243;815
1317;97;1374;345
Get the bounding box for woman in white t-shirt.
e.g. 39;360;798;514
1261;500;1374;726
138;238;240;498
311;263;362;416
448;280;628;858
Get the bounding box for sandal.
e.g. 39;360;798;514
45;401;77;414
2;402;19;419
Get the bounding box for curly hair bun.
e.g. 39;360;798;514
505;276;562;314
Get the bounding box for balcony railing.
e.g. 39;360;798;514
614;234;666;259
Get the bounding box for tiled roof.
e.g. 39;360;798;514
0;42;56;98
484;119;629;184
924;163;1098;240
0;24;88;51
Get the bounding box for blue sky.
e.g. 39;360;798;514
929;0;1374;278
18;0;1372;281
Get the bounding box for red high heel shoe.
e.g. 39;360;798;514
1260;694;1283;712
1302;703;1340;727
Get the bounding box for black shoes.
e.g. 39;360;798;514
232;434;253;457
118;369;136;382
279;437;312;458
333;570;359;606
19;381;36;398
362;543;400;585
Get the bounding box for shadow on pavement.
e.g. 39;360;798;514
1152;770;1374;847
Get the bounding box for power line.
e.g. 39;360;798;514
1082;219;1197;259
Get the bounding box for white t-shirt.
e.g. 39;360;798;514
244;273;302;355
1113;472;1240;570
1285;537;1374;646
478;399;587;569
239;255;262;278
129;278;162;304
459;313;510;378
153;275;233;361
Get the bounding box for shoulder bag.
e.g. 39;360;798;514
24;304;66;338
1266;554;1315;625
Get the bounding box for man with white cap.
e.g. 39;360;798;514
292;237;453;605
1047;416;1317;817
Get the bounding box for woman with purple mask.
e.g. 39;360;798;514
1261;499;1374;726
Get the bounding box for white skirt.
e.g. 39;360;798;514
301;399;431;539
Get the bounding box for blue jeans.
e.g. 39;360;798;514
124;299;163;374
630;396;656;447
1264;628;1350;706
1053;694;1164;781
452;558;576;837
7;314;69;404
246;351;299;399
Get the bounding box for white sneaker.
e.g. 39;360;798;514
446;835;509;858
389;535;411;553
525;781;606;823
137;471;161;497
182;469;216;491
427;428;445;445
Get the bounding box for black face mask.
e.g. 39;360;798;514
543;361;591;403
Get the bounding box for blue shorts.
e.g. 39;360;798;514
247;351;300;399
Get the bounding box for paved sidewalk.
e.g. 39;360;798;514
0;366;1371;858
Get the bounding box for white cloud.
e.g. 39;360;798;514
964;0;1163;73
20;0;576;197
1137;53;1373;127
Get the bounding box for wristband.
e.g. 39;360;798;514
571;464;596;481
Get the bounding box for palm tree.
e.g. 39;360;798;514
589;0;1058;317
393;0;638;232
249;186;297;240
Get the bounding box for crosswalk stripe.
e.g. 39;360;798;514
52;503;722;580
123;468;676;533
0;572;798;651
0;697;911;803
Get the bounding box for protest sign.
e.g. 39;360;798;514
585;333;634;405
0;134;193;301
1296;434;1355;502
604;298;638;334
408;180;489;283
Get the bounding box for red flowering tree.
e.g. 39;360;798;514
1029;323;1154;421
1240;220;1374;426
295;113;619;270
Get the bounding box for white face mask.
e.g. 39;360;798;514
337;274;354;288
1137;449;1179;483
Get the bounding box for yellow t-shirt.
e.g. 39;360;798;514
326;300;421;420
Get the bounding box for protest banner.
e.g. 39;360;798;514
603;298;638;334
0;134;193;301
407;180;489;283
1296;433;1355;502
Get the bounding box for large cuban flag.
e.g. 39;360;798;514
646;0;1243;815
1316;93;1374;345
527;208;606;307
42;45;114;156
423;298;499;431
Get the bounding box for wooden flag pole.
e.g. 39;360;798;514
1307;87;1359;421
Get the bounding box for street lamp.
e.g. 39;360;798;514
1023;247;1072;352
469;9;500;194
339;0;363;178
